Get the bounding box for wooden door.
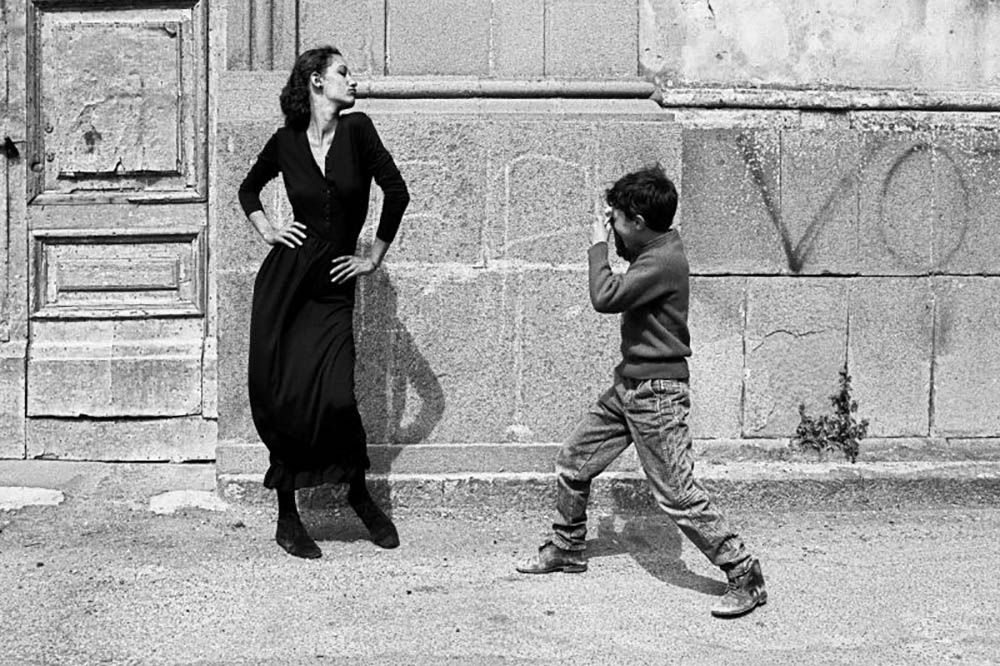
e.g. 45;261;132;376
17;0;214;460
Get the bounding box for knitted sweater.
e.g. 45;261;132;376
587;230;691;380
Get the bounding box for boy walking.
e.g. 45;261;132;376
516;165;766;618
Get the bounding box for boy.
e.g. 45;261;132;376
516;164;766;618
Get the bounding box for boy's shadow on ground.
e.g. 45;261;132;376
584;492;727;596
301;270;444;542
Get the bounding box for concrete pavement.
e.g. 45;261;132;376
1;461;999;665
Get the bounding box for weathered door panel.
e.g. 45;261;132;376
22;0;213;460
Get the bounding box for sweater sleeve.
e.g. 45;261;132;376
587;243;672;314
358;114;410;243
238;131;281;217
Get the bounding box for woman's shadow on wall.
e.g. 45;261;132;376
302;269;445;542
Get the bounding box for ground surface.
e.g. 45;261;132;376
1;467;998;665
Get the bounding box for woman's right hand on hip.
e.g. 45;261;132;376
262;221;307;248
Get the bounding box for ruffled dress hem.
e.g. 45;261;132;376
263;462;362;491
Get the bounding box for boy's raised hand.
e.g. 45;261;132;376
591;206;612;246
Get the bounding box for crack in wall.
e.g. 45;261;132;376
750;328;824;353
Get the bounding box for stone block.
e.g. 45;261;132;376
300;0;385;76
386;0;491;75
546;0;637;78
744;278;849;437
217;122;286;272
26;319;204;418
0;345;26;459
639;1;1000;91
931;128;1000;275
848;278;933;437
356;267;518;444
26;417;215;462
485;120;597;264
779;130;863;274
594;119;682;197
216;442;268;476
932;278;1000;436
202;335;218;419
492;0;545;77
857;131;937;275
483;113;680;266
638;0;680;79
688;277;746;439
370;443;560;474
217;270;256;442
519;268;621;442
680;128;788;274
367;117;487;264
220;441;563;476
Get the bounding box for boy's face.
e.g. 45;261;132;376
608;206;642;252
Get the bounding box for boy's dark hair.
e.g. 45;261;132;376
280;45;342;131
605;163;678;232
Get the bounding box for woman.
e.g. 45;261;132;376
238;46;409;559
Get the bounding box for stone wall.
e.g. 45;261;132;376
213;0;1000;480
7;1;995;470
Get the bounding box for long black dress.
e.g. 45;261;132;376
237;112;409;491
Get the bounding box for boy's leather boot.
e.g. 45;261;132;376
710;559;767;617
516;541;587;574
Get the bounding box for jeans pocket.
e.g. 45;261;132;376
649;380;690;423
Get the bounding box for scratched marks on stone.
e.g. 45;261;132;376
491;152;592;266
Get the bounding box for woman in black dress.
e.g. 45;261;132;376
238;46;409;559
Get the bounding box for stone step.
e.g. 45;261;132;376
219;461;1000;514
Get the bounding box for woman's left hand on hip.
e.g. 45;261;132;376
330;255;378;284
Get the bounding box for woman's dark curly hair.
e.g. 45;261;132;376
279;45;342;131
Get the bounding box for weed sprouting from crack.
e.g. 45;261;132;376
792;366;869;464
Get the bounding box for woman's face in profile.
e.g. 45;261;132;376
314;56;357;111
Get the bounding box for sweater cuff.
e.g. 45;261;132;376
588;242;609;264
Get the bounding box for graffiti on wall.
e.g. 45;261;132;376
731;129;999;275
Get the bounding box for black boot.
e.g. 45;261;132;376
348;474;400;549
275;490;321;559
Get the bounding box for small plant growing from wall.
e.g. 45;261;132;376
792;366;869;463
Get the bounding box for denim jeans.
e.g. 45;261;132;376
551;374;751;573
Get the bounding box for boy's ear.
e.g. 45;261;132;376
632;214;647;230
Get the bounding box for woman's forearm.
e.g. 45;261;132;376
247;210;273;240
368;237;390;267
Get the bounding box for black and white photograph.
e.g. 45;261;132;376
0;1;998;664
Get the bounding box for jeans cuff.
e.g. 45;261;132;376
721;555;753;577
550;534;586;552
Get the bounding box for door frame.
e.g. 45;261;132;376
0;0;30;459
